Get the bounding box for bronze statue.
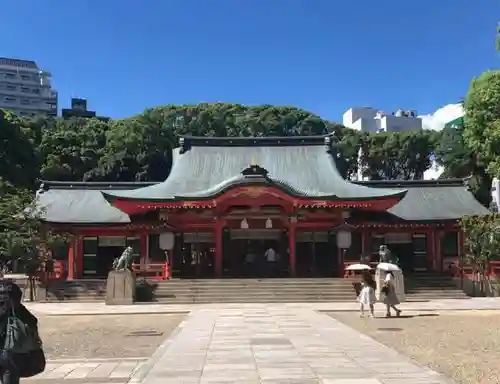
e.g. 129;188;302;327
114;246;134;271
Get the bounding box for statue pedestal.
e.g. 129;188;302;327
106;270;136;305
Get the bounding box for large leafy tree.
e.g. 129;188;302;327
0;179;68;298
38;117;109;181
460;214;500;294
359;131;436;180
462;71;500;178
0;110;39;188
434;125;491;206
96;108;177;181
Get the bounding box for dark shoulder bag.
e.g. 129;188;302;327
3;306;46;378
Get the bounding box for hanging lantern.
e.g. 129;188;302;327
240;218;249;229
265;218;273;229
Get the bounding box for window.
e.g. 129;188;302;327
4;97;15;103
412;233;427;270
32;88;40;94
5;73;15;79
6;85;16;91
20;75;30;81
21;87;29;93
442;232;458;257
82;237;98;276
20;99;30;105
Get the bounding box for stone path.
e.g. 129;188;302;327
25;297;500;316
26;358;146;382
132;307;453;384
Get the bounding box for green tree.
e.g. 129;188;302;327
97;110;176;181
460;214;500;295
39;118;109;181
463;71;500;178
0;180;68;300
332;125;362;179
434;125;491;206
0;109;39;188
359;131;436;180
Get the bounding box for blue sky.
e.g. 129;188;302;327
2;0;498;122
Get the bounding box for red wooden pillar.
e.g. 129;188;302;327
140;232;148;266
436;230;442;271
289;221;297;277
362;229;370;259
215;220;223;277
67;236;75;280
76;234;84;279
426;229;435;271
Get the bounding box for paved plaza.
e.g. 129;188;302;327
25;298;500;383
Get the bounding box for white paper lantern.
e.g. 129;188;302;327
159;232;175;250
336;231;352;249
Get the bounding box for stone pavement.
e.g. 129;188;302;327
24;297;500;316
130;306;453;384
26;358;146;383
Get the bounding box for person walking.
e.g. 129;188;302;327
0;280;45;383
357;271;376;318
383;271;402;317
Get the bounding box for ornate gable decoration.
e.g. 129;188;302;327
241;163;269;178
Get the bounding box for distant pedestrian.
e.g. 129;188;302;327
383;271;401;317
357;271;376;318
0;280;46;383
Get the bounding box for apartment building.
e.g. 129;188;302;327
0;57;58;118
343;106;422;133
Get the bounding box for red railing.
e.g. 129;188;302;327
36;260;65;282
443;257;500;278
132;263;170;280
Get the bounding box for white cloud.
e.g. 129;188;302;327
418;103;464;131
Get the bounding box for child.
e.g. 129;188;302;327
357;270;376;317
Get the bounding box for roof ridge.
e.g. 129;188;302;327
37;180;158;190
179;134;335;149
354;178;467;188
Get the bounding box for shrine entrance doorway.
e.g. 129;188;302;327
222;229;288;278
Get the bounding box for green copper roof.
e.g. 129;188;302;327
355;179;489;220
36;178;488;224
102;135;406;201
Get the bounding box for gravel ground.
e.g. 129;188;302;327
327;310;500;384
38;313;186;360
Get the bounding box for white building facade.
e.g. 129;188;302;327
343;106;422;133
0;57;58;118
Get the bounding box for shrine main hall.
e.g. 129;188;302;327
36;135;488;280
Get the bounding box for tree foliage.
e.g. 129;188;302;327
0;110;38;188
0;102;488;203
0;179;68;273
359;131;437;180
463;71;500;178
460;214;500;277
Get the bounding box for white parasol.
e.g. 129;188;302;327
376;262;401;272
345;263;372;271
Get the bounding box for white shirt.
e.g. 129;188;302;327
385;273;392;283
265;248;276;262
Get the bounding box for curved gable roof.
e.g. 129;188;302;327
103;135;406;201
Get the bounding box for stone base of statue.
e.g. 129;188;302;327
106;269;136;305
